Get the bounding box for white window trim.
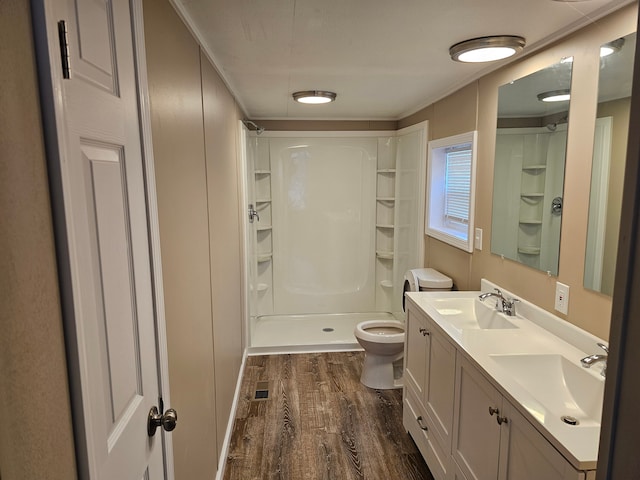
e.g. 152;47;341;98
426;131;478;253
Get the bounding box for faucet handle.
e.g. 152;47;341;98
494;288;502;295
597;342;609;354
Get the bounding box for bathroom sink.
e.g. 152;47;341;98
489;353;605;426
430;297;518;330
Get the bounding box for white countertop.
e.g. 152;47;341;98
406;285;606;471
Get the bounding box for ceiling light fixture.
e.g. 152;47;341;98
537;89;571;102
600;38;625;57
449;35;525;63
292;90;337;104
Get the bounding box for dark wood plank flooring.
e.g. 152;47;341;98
223;352;434;480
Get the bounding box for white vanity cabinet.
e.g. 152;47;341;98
404;301;456;480
453;355;587;480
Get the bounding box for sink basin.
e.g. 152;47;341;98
430;297;518;330
489;353;604;426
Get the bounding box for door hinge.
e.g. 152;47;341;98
57;20;70;79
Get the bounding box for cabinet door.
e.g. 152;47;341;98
498;402;586;480
425;323;457;452
405;305;429;401
453;355;504;480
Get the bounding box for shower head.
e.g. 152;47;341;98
243;120;265;135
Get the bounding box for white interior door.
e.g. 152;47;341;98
33;0;169;478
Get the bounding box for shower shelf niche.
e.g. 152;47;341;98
380;280;393;288
376;224;394;229
376;251;394;260
257;225;272;231
257;253;272;263
254;170;271;175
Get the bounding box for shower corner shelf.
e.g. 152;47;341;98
377;169;396;173
257;225;273;231
376;224;394;229
520;193;544;198
521;164;547;171
257;253;272;263
256;199;271;204
519;219;542;225
376;251;394;260
518;246;541;255
376;197;395;202
254;170;271;175
380;280;393;288
256;283;269;293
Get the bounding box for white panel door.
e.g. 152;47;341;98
34;0;168;478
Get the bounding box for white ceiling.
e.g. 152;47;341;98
173;0;634;120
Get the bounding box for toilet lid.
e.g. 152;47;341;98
416;268;453;289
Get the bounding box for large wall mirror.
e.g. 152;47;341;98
584;32;636;295
491;59;573;275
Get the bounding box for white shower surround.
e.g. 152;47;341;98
246;125;427;350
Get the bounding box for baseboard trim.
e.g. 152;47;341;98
215;348;249;480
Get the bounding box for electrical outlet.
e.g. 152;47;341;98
475;228;483;251
555;282;569;314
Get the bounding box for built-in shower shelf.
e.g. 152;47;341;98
256;283;269;293
257;225;273;231
376;197;395;202
377;169;396;174
256;199;271;204
257;253;272;263
380;280;393;288
519;219;543;225
522;165;547;171
376;224;394;229
518;246;541;255
376;251;394;260
254;170;271;175
520;193;544;198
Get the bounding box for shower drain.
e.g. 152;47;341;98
322;327;335;332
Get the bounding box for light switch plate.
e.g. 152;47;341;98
555;282;569;314
475;228;483;251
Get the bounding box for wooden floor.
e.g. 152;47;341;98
223;352;434;480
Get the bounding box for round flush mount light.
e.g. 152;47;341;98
292;90;337;104
449;36;526;63
600;38;625;57
537;89;571;102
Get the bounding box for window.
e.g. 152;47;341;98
426;131;477;252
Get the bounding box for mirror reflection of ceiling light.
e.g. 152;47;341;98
600;38;625;57
292;90;337;104
537;89;571;102
449;36;526;63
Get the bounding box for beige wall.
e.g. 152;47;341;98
200;51;245;451
0;1;77;479
399;5;637;340
144;0;245;475
255;119;398;131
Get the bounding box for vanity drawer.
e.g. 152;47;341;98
404;388;451;480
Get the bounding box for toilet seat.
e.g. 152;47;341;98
355;320;405;343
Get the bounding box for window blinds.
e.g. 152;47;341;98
444;148;472;224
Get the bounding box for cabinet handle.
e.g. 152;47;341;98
488;406;499;416
416;416;428;431
419;327;430;336
497;415;508;425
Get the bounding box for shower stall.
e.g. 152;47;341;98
240;124;427;352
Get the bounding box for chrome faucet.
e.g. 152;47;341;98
580;343;608;377
478;288;519;316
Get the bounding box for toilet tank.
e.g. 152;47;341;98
403;268;452;312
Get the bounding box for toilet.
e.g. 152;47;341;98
354;268;453;389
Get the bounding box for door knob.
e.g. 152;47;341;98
147;406;178;437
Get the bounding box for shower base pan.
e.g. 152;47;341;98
249;312;398;354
